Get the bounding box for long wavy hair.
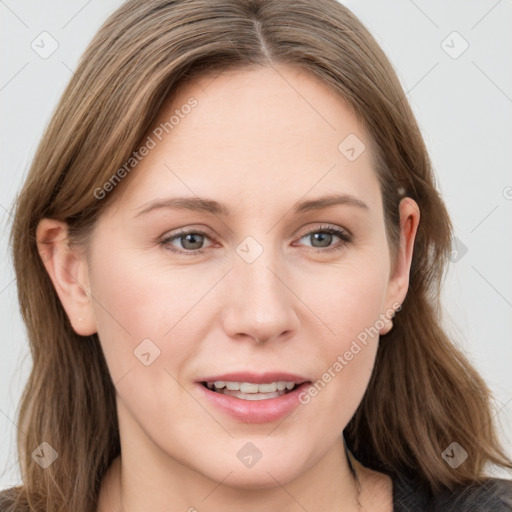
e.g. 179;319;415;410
3;0;511;510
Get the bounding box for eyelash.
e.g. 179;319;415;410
160;224;352;256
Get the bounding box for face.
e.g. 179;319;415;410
40;63;418;489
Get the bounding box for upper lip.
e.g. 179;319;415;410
197;372;311;384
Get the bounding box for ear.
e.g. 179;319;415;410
379;197;420;335
36;218;97;336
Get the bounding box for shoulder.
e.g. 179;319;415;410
0;486;28;512
434;477;512;511
392;472;512;512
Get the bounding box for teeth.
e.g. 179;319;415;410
257;382;277;393
207;380;298;394
240;382;260;393
223;389;283;400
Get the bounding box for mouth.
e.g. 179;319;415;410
196;373;312;423
201;380;301;400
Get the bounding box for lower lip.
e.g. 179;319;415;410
196;382;311;424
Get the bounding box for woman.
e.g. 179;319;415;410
2;0;511;510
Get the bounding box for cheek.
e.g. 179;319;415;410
298;256;389;416
87;246;224;381
305;253;390;345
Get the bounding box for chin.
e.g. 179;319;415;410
200;449;310;490
218;466;301;490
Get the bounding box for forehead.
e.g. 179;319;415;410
105;63;381;220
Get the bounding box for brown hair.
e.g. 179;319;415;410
4;0;511;510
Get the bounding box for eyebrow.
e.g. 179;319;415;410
133;193;370;218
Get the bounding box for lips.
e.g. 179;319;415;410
195;372;312;423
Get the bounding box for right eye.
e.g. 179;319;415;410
160;229;215;255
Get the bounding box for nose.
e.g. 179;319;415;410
221;244;299;345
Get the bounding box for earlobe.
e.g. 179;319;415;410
36;218;97;336
380;197;420;334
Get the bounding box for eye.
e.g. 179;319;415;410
160;229;214;255
295;225;352;253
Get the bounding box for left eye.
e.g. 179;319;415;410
161;226;351;255
296;226;352;252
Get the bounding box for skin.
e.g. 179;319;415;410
37;63;419;511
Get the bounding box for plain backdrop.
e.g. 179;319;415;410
1;0;511;489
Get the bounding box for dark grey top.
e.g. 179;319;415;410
392;471;512;511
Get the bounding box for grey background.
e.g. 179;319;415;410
1;0;511;488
